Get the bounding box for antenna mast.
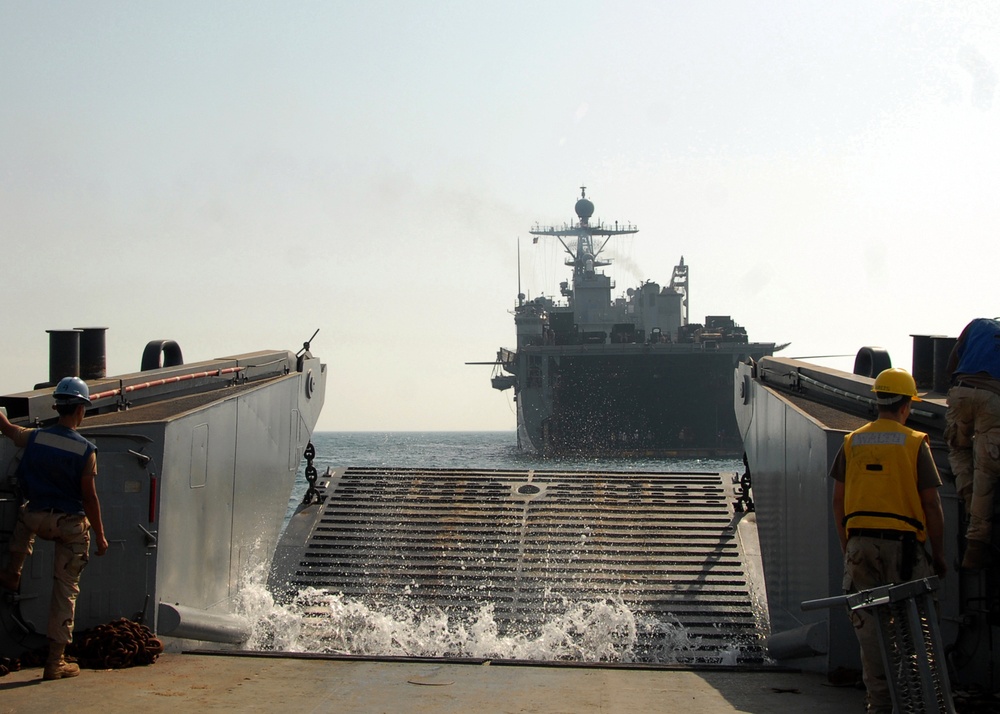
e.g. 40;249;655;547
517;238;523;307
528;187;638;276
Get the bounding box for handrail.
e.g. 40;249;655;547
89;366;244;401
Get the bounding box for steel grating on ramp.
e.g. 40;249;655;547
270;467;768;664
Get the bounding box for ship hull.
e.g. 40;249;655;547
513;341;774;456
0;345;326;655
733;346;999;695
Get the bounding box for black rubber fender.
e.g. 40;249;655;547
853;346;891;378
141;340;184;371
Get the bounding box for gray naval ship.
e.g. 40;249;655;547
0;327;326;655
736;336;997;702
491;188;779;457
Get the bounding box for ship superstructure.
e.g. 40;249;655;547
493;188;777;456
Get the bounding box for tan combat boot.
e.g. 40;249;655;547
0;551;27;591
43;641;80;680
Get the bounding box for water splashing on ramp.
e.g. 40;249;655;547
237;586;739;663
256;467;769;665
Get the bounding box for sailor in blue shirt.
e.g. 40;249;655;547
0;376;109;680
945;317;1000;570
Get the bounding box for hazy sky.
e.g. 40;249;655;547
2;2;998;432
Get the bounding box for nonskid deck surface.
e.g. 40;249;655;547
0;652;865;713
272;467;767;664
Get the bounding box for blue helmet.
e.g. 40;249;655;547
53;376;91;406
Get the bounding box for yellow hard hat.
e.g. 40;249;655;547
872;368;921;401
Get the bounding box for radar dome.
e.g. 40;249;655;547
575;197;595;220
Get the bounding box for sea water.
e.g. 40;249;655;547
237;431;747;663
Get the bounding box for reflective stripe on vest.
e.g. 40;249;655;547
33;430;91;456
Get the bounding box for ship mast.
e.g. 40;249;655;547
529;187;638;277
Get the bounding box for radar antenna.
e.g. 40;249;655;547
529;188;638;277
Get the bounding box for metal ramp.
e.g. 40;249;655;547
270;466;768;664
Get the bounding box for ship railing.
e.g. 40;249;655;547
757;359;938;420
88;365;246;403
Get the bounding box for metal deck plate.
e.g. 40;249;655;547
272;467;767;664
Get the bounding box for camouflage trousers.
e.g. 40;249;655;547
843;535;935;713
10;507;91;644
945;384;1000;544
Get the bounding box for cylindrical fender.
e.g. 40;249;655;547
853;346;891;378
141;340;184;371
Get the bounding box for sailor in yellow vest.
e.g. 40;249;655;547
830;367;947;714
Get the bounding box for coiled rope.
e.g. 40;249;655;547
0;618;163;677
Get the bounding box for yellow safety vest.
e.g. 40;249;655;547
842;419;928;542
